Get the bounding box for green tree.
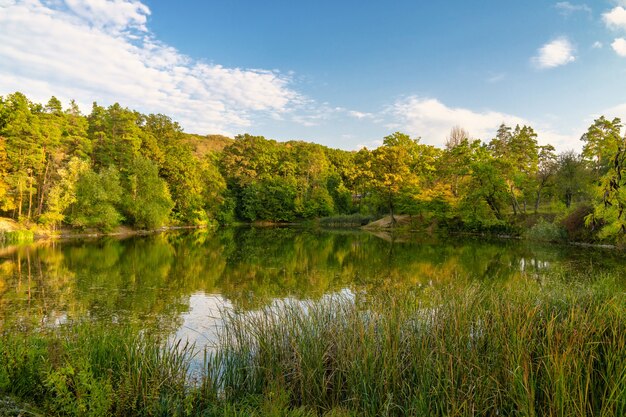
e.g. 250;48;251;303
59;100;92;160
0;92;45;220
581;116;623;176
40;157;90;229
70;166;123;231
368;132;422;222
464;147;509;222
533;145;557;212
160;143;207;222
89;103;142;170
0;135;10;211
200;153;228;224
123;156;174;229
554;151;591;208
221;135;297;221
585;125;626;241
241;177;297;222
489;124;539;214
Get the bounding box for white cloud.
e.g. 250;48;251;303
64;0;150;32
611;37;626;55
348;110;373;119
603;6;626;31
389;96;579;150
389;97;526;146
531;37;576;69
355;139;383;150
592;41;603;48
555;2;591;15
0;0;302;134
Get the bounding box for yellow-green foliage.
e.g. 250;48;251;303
0;229;34;244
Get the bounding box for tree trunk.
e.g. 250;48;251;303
17;177;23;219
37;157;51;217
509;184;520;216
534;189;541;214
28;172;33;219
389;190;396;225
534;180;547;214
486;195;503;220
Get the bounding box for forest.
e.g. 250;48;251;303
1;91;626;243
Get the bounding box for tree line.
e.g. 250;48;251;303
1;92;625;242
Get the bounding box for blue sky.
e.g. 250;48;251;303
1;0;626;150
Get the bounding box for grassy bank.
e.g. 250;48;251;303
1;273;625;416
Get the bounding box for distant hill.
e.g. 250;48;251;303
183;134;234;158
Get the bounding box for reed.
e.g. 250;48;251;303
0;323;195;416
1;272;624;416
207;274;626;416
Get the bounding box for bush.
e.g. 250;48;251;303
559;204;596;242
526;219;566;242
319;214;374;227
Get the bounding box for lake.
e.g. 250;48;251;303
1;227;624;351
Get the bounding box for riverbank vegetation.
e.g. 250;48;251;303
1;271;624;416
1;92;626;243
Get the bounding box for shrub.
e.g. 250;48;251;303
559;204;596;242
526;218;566;242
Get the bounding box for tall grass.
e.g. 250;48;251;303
207;275;626;416
1;273;625;416
0;324;195;416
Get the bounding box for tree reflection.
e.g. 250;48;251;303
0;229;624;332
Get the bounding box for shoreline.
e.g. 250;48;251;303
47;224;207;241
1;216;622;252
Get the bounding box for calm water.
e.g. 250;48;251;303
1;227;624;348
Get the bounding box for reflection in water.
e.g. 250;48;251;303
0;228;624;339
172;293;230;354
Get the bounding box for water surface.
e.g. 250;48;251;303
1;228;623;348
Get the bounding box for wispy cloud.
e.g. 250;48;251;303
64;0;151;32
555;2;591;16
592;41;603;48
611;37;626;56
603;102;626;122
0;0;303;134
347;110;374;120
531;37;576;69
486;72;506;83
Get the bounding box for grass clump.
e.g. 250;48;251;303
0;324;195;416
